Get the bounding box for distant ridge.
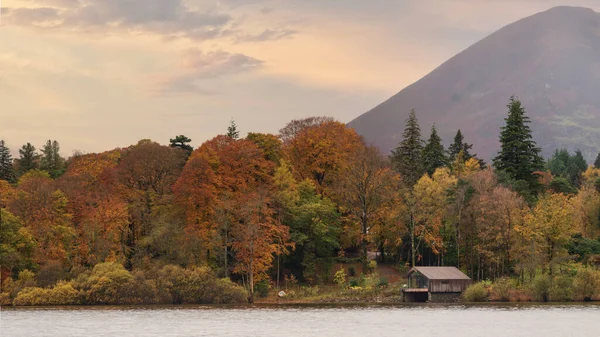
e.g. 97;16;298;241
348;6;600;162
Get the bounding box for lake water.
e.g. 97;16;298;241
1;303;599;337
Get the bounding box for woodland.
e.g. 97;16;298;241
1;97;600;304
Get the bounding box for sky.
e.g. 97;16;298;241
2;0;600;156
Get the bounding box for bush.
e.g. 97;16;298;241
531;275;551;302
0;292;10;306
573;267;600;301
333;268;346;288
550;275;574;302
492;277;513;302
349;279;359;287
255;280;269;298
81;263;133;305
463;282;490;302
378;277;389;287
119;271;159;305
348;266;356;277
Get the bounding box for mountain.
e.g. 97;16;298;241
348;6;600;163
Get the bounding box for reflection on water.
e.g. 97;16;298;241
2;303;599;337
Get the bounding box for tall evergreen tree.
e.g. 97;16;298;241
391;109;424;186
0;140;16;183
15;143;39;177
227;119;240;140
493;97;543;188
39;140;65;179
595;152;600;169
448;129;473;163
169;135;193;154
422;125;447;176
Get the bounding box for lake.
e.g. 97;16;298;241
1;303;599;337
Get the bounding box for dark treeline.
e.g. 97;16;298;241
1;97;600;304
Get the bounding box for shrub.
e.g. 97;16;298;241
47;281;78;305
0;292;11;306
349;279;359;287
463;282;490;302
492;277;513;301
213;278;248;304
531;275;551;302
378;277;389;287
573;267;600;301
119;271;159;305
79;263;133;305
255;280;269;298
333;267;346;288
13;287;50;306
348;266;356;277
10;270;36;298
550;274;574;302
367;260;377;274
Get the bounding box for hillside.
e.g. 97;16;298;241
348;6;600;162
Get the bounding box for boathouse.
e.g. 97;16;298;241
402;267;471;302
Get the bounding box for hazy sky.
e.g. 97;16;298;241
2;0;600;156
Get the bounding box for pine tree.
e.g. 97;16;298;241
493;97;543;188
422;125;448;176
40;140;65;179
595;153;600;169
391;109;424;186
0;140;16;183
15;143;39;177
169;135;193;154
227;119;240;140
448;130;473;163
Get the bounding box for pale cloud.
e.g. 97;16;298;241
153;49;264;95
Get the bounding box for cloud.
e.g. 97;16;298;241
153;49;264;95
4;0;232;40
234;28;297;42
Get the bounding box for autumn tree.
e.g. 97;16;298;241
422;125;448;176
39;140;65;179
493;97;544;194
407;168;457;266
15;143;40;177
279;116;334;143
175;136;278;275
117;140;187;267
0;208;36;276
336;145;401;267
524;193;575;276
231;189;290;301
391;109;424;187
280;118;362;195
0;140;15;183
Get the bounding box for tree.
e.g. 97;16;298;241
594;153;600;169
448;130;472;163
547;149;588;187
493;97;544;193
0;209;36;276
274;162;339;283
422;125;448;176
227;119;240;140
39;140;65;179
280;118;362;194
0;140;16;183
336;145;401;267
246;133;282;163
169;135;193;154
524;193;575;276
15;143;39;177
390;109;424;187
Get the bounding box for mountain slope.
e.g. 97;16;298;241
348;6;600;162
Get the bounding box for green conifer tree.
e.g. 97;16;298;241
493;97;543;190
391;109;424;186
226;119;240;140
39;140;65;179
169;135;193;154
15;143;39;177
422;125;448;176
595;152;600;169
0;140;16;183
